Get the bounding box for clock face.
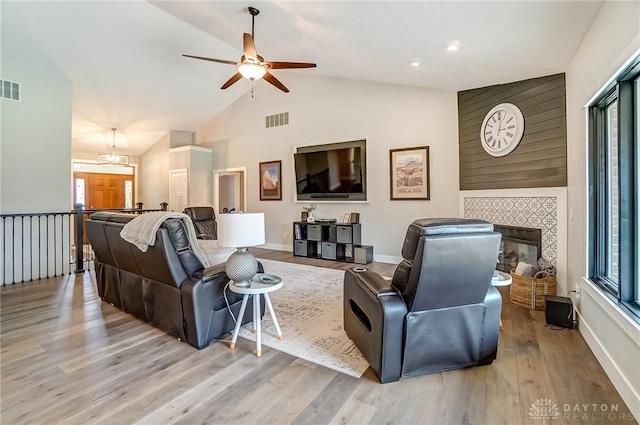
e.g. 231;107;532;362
480;103;525;157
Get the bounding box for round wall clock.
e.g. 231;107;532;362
480;103;525;157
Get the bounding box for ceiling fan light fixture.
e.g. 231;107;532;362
446;42;460;52
238;62;267;81
98;128;129;166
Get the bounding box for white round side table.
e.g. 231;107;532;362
228;274;283;357
491;270;512;287
491;270;512;330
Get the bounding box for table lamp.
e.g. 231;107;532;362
217;212;265;287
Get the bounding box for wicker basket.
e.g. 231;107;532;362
509;269;557;310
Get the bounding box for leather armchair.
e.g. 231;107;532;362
184;207;217;240
343;218;502;383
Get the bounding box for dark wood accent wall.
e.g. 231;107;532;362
458;73;567;190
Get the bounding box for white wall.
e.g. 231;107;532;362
169;146;213;207
139;132;170;209
194;74;460;261
1;19;72;213
1;12;74;283
565;0;640;418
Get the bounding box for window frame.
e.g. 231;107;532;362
588;55;640;320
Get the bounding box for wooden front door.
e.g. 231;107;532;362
89;173;121;209
74;172;134;210
74;172;134;243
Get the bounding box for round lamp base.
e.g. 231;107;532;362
226;248;258;287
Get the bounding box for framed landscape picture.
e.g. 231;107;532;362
259;160;282;201
389;146;430;200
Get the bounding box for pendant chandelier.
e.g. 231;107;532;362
98;127;129;166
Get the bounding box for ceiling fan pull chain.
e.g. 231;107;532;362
251;80;255;98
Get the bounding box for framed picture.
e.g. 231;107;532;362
342;213;350;223
259;160;282;201
389;146;430;200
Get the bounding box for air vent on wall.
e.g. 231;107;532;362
1;79;20;101
265;112;289;128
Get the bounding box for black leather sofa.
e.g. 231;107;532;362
343;218;502;383
86;211;263;349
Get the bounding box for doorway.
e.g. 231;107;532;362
212;167;247;214
73;166;135;243
74;172;134;210
169;169;189;213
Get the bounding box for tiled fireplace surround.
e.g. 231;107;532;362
459;187;568;294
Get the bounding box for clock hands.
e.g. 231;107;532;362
485;110;515;149
498;112;507;133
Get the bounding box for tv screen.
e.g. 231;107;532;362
294;140;367;201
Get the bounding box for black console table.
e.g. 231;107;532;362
292;221;372;264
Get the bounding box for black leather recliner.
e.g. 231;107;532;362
86;211;263;349
343;218;502;383
184;207;217;240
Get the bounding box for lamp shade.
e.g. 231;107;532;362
218;213;265;248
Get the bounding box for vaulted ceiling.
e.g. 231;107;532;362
2;1;603;156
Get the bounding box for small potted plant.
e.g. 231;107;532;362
302;204;317;222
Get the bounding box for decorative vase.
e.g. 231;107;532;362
306;211;315;222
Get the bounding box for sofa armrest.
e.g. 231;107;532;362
181;272;234;348
350;268;398;299
191;264;227;282
343;268;407;383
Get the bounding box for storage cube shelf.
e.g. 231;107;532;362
292;221;371;263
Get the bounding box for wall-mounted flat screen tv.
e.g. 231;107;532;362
294;139;367;202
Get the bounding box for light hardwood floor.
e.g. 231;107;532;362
1;248;635;425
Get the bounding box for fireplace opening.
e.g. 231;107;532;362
494;224;542;273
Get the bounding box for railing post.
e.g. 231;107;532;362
160;202;168;211
75;203;85;273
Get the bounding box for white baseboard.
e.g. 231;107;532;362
259;244;401;265
374;254;401;264
261;243;291;252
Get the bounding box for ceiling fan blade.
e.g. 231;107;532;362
265;61;317;70
263;72;289;93
243;33;258;61
221;72;243;90
183;54;238;66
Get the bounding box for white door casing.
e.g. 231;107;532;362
169;169;188;212
212;167;247;215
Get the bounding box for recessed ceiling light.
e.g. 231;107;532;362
447;44;459;52
410;61;421;67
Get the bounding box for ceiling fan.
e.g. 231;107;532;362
183;6;316;93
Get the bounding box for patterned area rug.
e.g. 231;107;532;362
237;259;369;378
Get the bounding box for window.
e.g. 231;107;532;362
75;178;85;206
588;55;640;320
124;180;133;209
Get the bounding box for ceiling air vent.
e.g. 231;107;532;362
1;79;20;101
265;112;289;129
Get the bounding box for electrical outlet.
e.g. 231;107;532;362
575;286;581;299
283;232;289;240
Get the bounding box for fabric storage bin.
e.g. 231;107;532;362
509;269;557;310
